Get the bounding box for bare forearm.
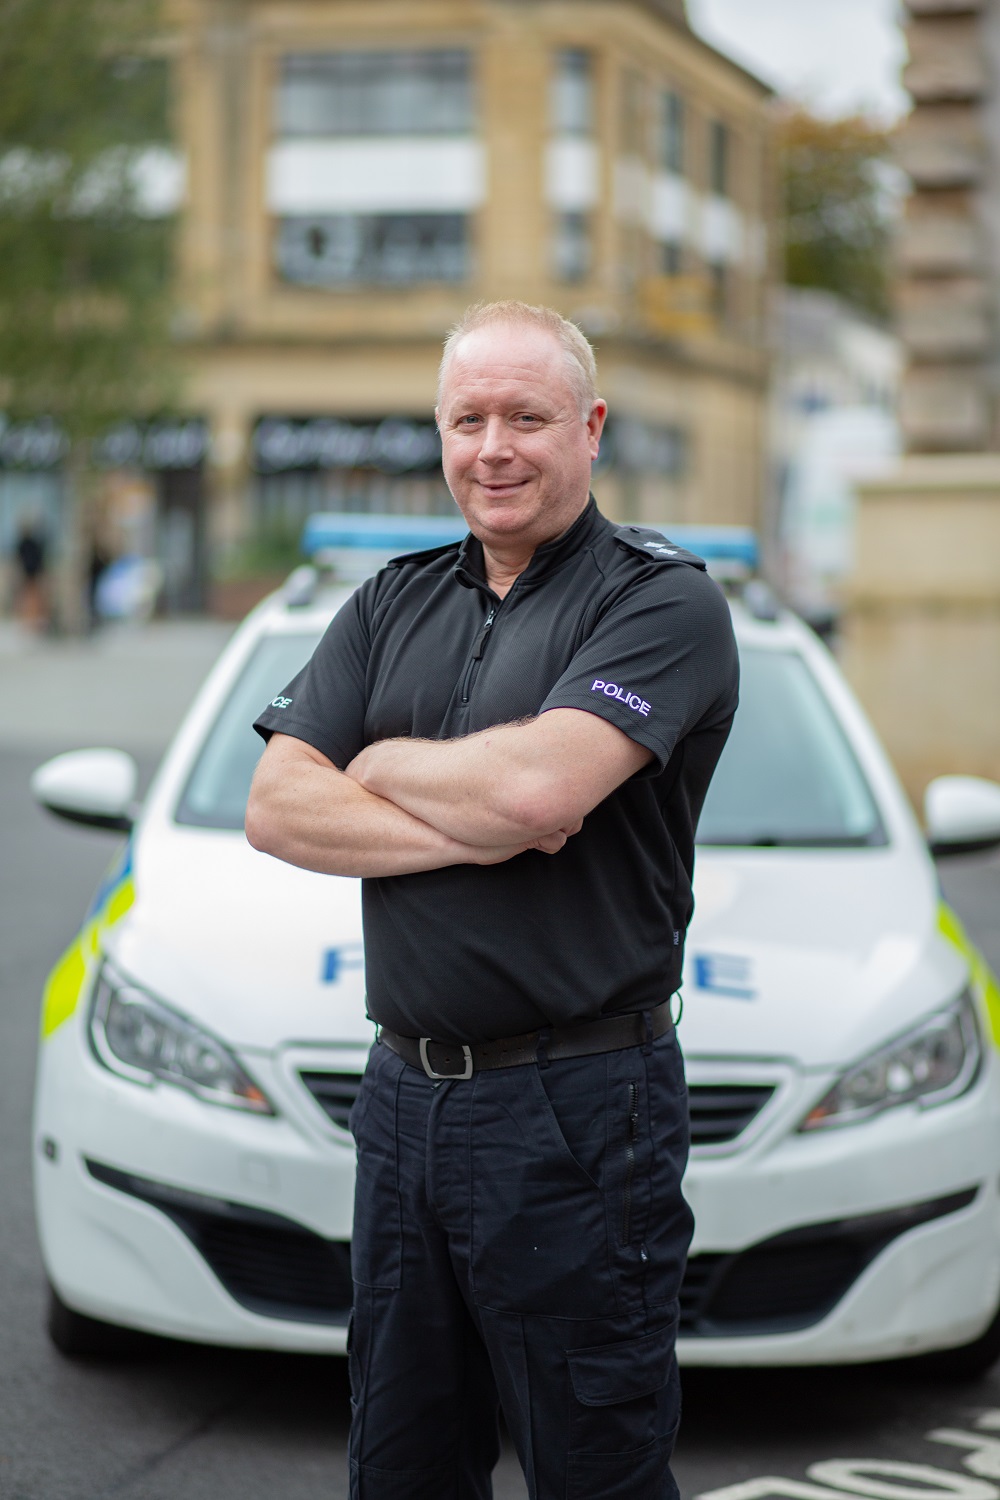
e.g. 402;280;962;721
347;712;653;847
247;749;514;877
348;730;549;846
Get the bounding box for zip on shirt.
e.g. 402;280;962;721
460;604;497;704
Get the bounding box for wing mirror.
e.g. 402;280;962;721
925;775;1000;857
31;749;139;834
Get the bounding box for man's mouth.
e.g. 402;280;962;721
479;478;530;494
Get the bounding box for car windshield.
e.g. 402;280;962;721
696;648;885;847
176;632;322;829
175;633;885;848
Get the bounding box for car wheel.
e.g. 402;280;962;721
47;1284;152;1360
910;1302;1000;1381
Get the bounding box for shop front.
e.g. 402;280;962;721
0;415;210;620
250;414;458;540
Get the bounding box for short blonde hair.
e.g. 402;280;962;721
437;300;599;418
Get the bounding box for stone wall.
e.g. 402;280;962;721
841;456;1000;802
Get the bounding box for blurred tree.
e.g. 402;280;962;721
780;109;895;323
0;0;176;624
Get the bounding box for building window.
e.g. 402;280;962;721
277;213;469;287
276;51;473;137
659;90;685;174
551;49;592;135
660;240;683;276
709;260;728;320
552;212;591;283
622;70;646;155
710;120;729;196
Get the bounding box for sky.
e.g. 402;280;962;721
686;0;909;122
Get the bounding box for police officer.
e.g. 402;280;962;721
247;301;739;1500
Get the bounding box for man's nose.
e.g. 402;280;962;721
477;416;514;463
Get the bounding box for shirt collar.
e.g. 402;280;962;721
455;496;609;592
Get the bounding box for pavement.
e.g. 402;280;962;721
0;618;235;754
3;614;1000;1500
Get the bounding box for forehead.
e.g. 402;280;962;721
440;325;573;406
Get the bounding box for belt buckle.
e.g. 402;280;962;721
419;1038;474;1080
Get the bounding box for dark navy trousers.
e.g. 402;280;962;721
347;1028;693;1500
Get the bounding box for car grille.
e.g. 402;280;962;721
86;1160;352;1325
298;1073;775;1145
679;1187;978;1336
299;1071;363;1131
687;1083;775;1146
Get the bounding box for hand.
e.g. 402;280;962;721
468;816;584;864
529;816;584;854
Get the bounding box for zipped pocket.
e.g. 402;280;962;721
460;606;496;704
623;1081;639;1243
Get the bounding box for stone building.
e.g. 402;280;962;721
895;0;998;450
155;0;774;602
843;0;1000;801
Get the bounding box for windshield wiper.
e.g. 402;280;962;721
697;830;887;849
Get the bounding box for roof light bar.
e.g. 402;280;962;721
301;513;468;559
295;512;760;592
663;525;758;575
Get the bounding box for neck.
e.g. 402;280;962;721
477;495;592;598
481;543;534;598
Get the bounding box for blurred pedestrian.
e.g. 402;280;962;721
86;533;112;630
13;518;48;630
248;301;739;1500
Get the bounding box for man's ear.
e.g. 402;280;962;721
586;400;608;458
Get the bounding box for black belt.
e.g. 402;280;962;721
378;1000;675;1081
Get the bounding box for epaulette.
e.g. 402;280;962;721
612;525;707;571
386;540;465;568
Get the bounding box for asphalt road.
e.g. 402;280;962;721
3;621;1000;1500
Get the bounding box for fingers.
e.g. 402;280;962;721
468;817;585;865
533;830;568;854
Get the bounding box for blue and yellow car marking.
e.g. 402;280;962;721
41;844;135;1040
938;901;1000;1048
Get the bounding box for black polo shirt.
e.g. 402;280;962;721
253;499;738;1042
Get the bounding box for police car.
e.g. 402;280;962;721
31;517;1000;1372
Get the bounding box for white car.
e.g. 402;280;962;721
31;526;1000;1371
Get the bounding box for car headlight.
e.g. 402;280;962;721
799;990;982;1132
89;959;274;1115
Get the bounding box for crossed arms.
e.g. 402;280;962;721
245;710;653;878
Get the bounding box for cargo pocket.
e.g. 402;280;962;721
566;1317;681;1500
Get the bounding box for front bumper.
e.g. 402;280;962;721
34;1009;1000;1363
34;1013;366;1352
677;1054;1000;1365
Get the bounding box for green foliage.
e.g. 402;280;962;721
218;523;305;583
780;109;894;324
0;0;176;439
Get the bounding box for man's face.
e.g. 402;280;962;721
436;324;607;553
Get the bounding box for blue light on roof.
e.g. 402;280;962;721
300;512;758;575
665;525;758;569
302;512;467;557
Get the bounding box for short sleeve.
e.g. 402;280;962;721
539;565;739;773
252;582;374;769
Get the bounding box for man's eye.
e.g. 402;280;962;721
514;414;542;425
